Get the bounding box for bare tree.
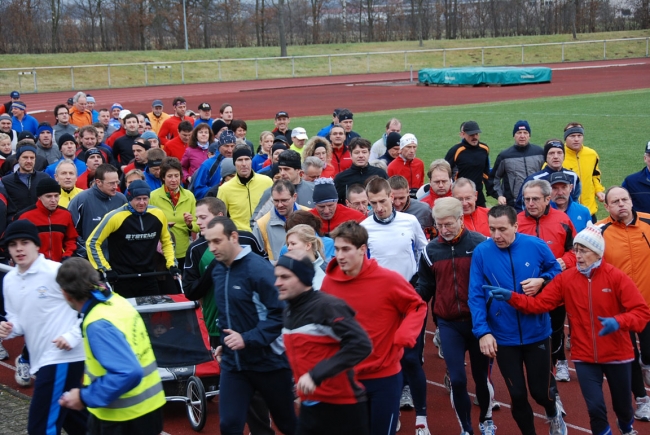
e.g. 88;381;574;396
277;0;287;56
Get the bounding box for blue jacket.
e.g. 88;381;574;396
551;198;591;233
515;167;581;212
143;168;162;190
45;157;87;178
191;154;224;200
469;233;561;346
211;245;288;372
12;114;39;135
623;167;650;214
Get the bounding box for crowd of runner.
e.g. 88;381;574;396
0;89;650;435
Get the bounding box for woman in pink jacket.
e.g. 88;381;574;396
181;123;213;183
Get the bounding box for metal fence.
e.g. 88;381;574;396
1;37;648;93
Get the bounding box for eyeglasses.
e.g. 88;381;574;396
573;247;592;255
523;196;545;203
98;180;119;186
434;218;460;230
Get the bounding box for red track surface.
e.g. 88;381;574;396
3;58;650;434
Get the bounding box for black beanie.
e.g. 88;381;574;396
276;255;315;287
543;139;564;161
271;142;288;156
57;133;76;149
312;178;338;204
36;177;61;197
2;220;41;247
126;180;151;201
386;132;402;150
277;150;302;169
212;119;228;135
232;146;253;162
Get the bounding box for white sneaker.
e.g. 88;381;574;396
640;357;650;388
565;335;571;350
14;356;31;387
555;394;567;417
433;329;441;347
415;426;431;435
547;406;568;435
479;420;497;435
555;360;570;382
400;385;414;409
396;414;401;432
634;396;650;421
0;341;8;360
617;422;639;435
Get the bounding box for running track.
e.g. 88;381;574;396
2;58;650;434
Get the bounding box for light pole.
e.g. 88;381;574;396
182;0;189;50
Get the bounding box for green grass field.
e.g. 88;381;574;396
1;30;648;92
245;88;650;216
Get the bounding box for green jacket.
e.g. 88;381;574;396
149;187;200;259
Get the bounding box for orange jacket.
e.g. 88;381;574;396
598;211;650;306
463;206;490;237
69;107;93;128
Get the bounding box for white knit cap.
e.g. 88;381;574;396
399;133;418;150
573;223;605;257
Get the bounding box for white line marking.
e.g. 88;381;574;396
426;380;591;432
552;62;648;71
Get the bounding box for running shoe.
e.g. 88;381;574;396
555;360;570;382
400;385;414;409
479;420;497;435
565;335;571;350
433;329;441;347
640;357;650;388
14;356;31;387
555;393;567;417
415;425;431;435
473;395;501;411
634;396;650;421
617;422;639;435
396;414;401;432
0;341;8;361
547;405;568;435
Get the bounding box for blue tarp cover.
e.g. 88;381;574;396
418;67;552;85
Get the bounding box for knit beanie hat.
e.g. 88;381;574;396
573;223;605;257
2;220;41;247
513;120;531;136
400;133;418;150
543;139;564;161
36;123;54;137
218;130;236;147
212;119;228;135
386;132;401;151
141;131;158;142
271;142;289;156
36;177;61;197
220;158;236;180
126;180;151;201
312;178;338;204
276;254;315;287
57;133;76;149
277;150;302;169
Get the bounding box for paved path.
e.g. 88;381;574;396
0;384;30;435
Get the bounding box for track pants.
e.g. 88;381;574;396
495;338;557;435
360;373;402;435
296;401;369;435
400;314;427;417
438;318;490;434
87;407;163;435
28;361;88;435
574;361;635;435
219;368;297;435
550;305;566;364
630;322;650;398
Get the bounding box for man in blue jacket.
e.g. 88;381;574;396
204;216;296;435
469;205;567;435
622;141;650;213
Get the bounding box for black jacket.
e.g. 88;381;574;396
334;164;387;204
1;171;52;220
445;140;493;207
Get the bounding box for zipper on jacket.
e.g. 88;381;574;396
138;215;144;232
451;246;461;315
643;233;650;249
48;213;53;260
223;268;241;370
588;278;598;363
508;248;524;345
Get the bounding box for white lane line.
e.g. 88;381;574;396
552;62;648;71
426;379;591;433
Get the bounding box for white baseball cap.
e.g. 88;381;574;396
291;127;308;141
400;133;418;149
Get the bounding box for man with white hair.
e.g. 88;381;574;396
69;92;93;128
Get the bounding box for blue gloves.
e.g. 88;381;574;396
598;317;619;336
482;285;512;301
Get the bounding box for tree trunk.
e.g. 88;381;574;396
255;0;261;46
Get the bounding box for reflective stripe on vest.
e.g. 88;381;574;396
82;293;165;421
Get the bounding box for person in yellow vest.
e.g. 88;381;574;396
57;257;165;435
562;122;605;222
252;179;310;261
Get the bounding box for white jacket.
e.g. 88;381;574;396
3;255;84;373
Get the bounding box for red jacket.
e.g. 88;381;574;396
310;203;365;236
163;136;188;161
105;127;125;148
463;206;490;237
420;189;452;208
323;257;427;379
158;115;193;145
16;201;78;261
330;145;352;175
387;157;425;189
517;206;576;269
509;260;650;363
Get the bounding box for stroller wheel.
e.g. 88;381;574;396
186;376;207;431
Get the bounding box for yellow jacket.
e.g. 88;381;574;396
146;111;170;135
217;173;273;231
563;144;604;215
59;187;83;209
